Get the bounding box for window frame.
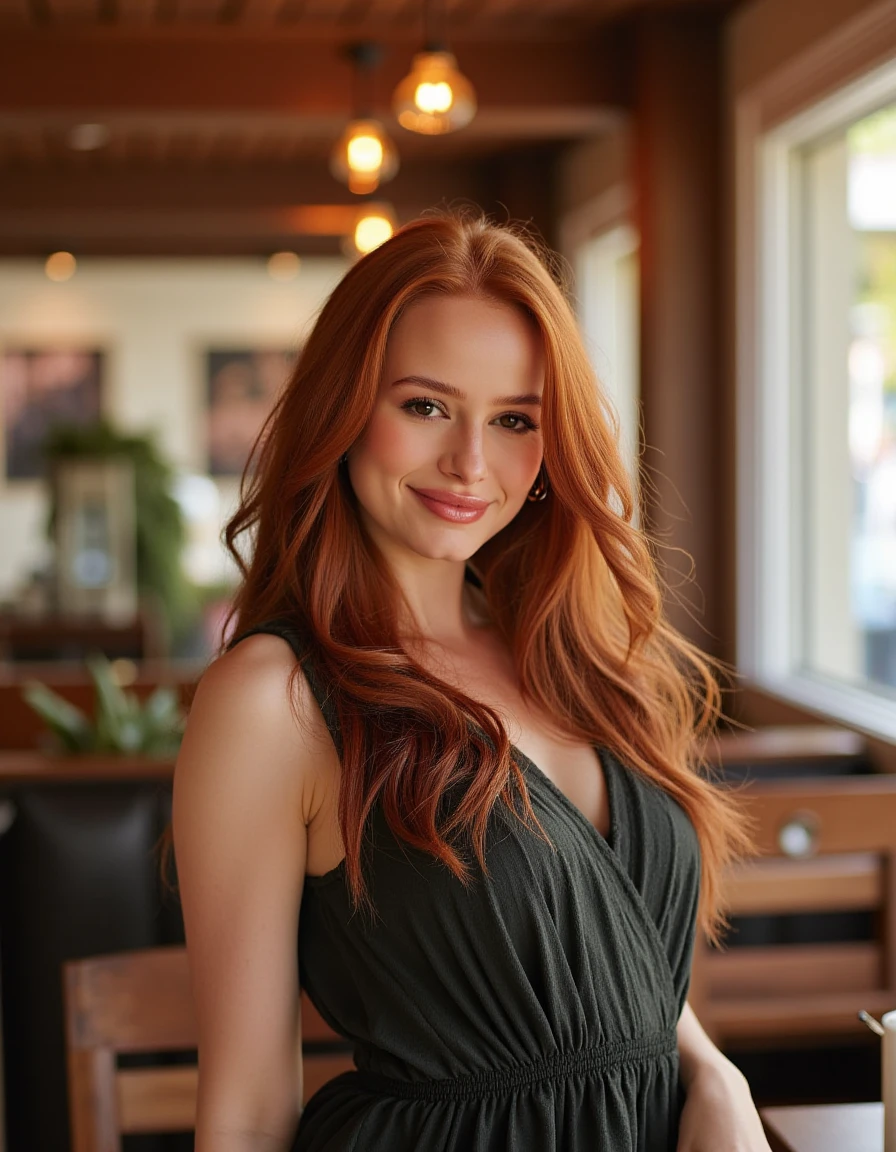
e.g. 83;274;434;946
736;33;896;739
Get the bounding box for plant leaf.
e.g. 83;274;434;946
20;682;93;752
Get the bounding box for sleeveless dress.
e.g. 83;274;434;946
232;618;701;1152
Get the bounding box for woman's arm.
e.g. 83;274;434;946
677;1000;729;1088
676;1001;772;1152
173;635;321;1152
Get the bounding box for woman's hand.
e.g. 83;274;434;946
676;1054;773;1152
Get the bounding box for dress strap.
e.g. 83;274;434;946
227;620;343;759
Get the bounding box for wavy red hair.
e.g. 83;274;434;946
222;211;753;947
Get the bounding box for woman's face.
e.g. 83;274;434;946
346;293;545;566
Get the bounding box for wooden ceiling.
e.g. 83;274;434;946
0;0;735;256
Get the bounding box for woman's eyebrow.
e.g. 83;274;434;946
390;374;542;408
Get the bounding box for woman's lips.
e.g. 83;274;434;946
411;489;489;523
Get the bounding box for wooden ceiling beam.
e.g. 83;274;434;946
0;156;487;209
0;153;503;254
0;28;630;121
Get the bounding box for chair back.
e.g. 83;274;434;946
63;945;354;1152
693;775;896;1047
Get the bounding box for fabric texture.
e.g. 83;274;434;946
231;614;701;1152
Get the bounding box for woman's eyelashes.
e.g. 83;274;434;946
399;397;540;435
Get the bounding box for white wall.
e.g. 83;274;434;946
0;256;348;598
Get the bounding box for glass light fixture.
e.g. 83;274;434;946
354;209;394;254
330;118;398;195
343;204;396;258
392;0;476;135
393;49;476;135
330;42;399;196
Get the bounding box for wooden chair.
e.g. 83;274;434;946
63;946;355;1151
692;775;896;1048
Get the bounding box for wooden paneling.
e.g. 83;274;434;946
0;32;623;116
634;10;725;651
0;0;735;30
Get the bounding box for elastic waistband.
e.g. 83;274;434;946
352;1028;678;1102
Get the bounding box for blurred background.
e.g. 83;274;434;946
0;0;895;1149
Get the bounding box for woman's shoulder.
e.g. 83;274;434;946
199;630;310;720
178;630;330;804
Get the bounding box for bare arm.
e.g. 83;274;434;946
676;1002;772;1151
173;635;319;1152
676;1000;728;1088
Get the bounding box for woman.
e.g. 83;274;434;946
173;213;769;1152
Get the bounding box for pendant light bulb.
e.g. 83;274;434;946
392;50;476;135
330;118;399;195
354;210;394;255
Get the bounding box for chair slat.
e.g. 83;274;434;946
692;776;896;1051
738;780;896;855
711;989;896;1038
118;1067;198;1134
67;1048;119;1152
705;941;880;998
64;946;355;1150
66;948;197;1052
722;853;882;915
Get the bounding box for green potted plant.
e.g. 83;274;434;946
21;651;186;756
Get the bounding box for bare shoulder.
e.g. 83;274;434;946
175;633;331;824
172;632;325;1141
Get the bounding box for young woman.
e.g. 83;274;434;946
173;213;770;1152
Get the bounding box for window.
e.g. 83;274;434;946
573;225;641;499
745;60;896;736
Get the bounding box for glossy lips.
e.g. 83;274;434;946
411;487;490;523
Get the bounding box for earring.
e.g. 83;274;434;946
339;452;348;466
527;464;549;502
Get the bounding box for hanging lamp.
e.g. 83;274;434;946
392;0;477;135
351;204;396;256
330;42;399;195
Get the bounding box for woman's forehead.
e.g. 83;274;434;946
384;295;544;385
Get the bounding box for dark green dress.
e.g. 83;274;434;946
235;620;701;1152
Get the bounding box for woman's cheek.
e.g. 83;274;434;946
365;411;433;468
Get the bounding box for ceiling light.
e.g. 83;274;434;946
267;251;301;281
331;42;399;196
392;0;476;135
45;252;76;281
348;206;396;256
393;50;476;135
330;119;398;195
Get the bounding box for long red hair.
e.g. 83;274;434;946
223;211;753;946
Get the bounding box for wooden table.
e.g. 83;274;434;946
761;1102;884;1152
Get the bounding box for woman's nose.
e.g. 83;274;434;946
441;424;488;482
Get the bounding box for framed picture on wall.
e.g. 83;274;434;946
1;347;104;480
204;348;297;476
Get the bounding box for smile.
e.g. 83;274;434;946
411;489;490;523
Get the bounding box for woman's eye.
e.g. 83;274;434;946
408;400;438;417
400;397;538;435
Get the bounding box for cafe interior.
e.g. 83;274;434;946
1;0;896;1148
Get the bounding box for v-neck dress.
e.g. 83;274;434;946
231;620;702;1152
